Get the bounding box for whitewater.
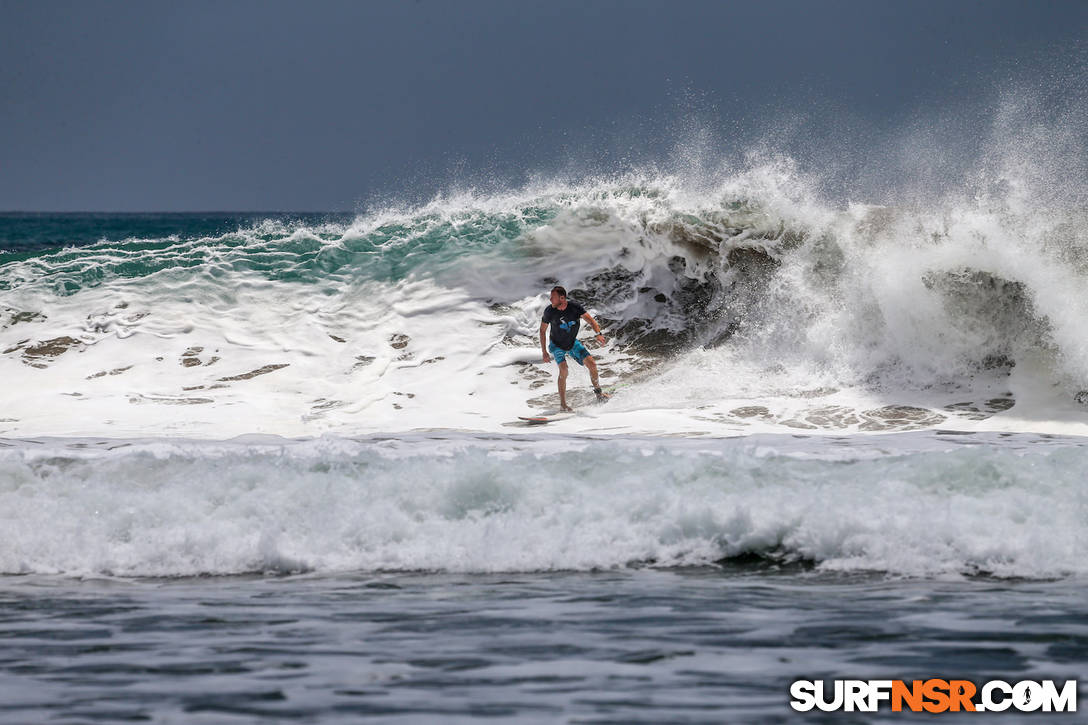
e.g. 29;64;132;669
3;161;1087;441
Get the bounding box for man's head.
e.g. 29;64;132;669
549;285;567;307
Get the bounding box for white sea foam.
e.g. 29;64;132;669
0;435;1083;578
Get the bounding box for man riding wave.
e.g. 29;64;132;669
540;285;609;412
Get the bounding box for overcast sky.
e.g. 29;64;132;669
1;0;1084;211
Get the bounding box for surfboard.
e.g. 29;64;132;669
518;412;576;425
518;385;617;424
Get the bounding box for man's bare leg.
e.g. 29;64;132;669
557;361;572;411
585;356;600;388
584;356;609;401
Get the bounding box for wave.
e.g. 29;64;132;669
1;150;1087;437
0;435;1082;579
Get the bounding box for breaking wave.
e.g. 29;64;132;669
0;435;1083;578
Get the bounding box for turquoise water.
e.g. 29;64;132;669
0;212;321;254
0;208;559;292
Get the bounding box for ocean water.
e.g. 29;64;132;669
2;142;1087;721
2;565;1085;723
0;433;1085;723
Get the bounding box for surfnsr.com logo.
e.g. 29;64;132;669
790;679;1077;713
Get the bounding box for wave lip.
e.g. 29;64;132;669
0;436;1083;580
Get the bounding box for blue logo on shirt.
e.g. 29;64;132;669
559;320;576;331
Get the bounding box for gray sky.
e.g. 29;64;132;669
1;0;1085;211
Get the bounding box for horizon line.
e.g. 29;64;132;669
0;210;357;215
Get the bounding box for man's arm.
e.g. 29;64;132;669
540;321;550;362
582;313;606;343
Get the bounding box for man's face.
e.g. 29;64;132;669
550;290;565;307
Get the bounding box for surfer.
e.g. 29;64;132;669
540;286;609;411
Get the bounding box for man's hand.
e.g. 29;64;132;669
542;350;551;363
582;313;606;346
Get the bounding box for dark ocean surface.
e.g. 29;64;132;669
2;568;1085;724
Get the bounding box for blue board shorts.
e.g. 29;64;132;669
549;340;591;366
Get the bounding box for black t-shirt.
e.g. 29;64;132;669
542;302;586;351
